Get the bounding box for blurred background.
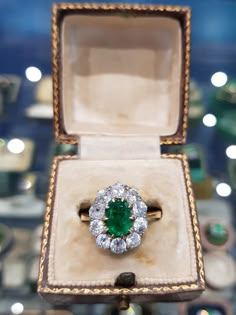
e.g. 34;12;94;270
0;0;236;314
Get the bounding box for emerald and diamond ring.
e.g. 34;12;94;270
86;183;154;254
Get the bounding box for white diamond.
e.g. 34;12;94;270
110;238;127;254
90;220;105;236
89;202;105;220
126;232;141;249
96;234;111;249
111;183;125;198
96;189;106;198
103;190;112;203
96;188;112;204
133;217;148;235
126;188;139;204
132;201;147;217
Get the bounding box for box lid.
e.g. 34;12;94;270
52;3;191;145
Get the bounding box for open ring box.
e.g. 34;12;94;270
38;3;205;305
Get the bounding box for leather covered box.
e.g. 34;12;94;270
38;3;205;305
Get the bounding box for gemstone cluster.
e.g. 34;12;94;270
89;183;148;254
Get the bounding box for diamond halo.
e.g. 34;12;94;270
89;182;148;254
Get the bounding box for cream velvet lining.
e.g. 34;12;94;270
62;15;182;136
80;135;160;160
48;158;197;287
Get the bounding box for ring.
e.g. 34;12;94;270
78;182;162;254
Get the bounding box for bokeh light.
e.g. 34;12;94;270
226;145;236;159
203;114;217;127
25;66;42;82
7;138;25;154
10;302;24;315
216;183;232;197
211;72;228;87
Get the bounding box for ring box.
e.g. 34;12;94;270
38;3;205;304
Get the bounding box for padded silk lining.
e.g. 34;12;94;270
80;135;160;160
48;158;197;287
62;15;182;136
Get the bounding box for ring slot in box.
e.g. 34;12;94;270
38;3;205;304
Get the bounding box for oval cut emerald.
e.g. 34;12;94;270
105;199;132;237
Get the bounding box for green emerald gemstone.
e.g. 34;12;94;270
205;223;228;246
105;199;132;237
